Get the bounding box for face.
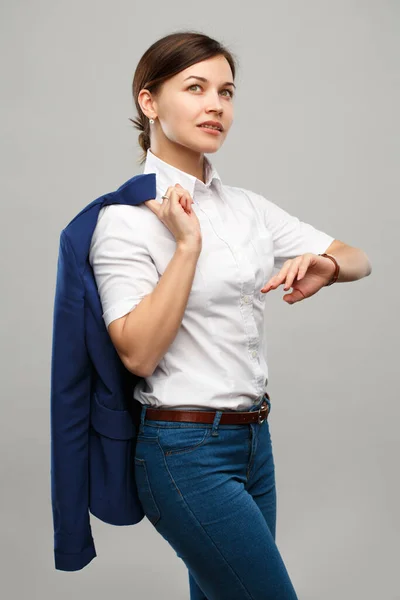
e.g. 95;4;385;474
141;55;235;154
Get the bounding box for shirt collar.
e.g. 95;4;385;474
142;148;222;201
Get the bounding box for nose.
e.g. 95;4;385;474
206;91;224;113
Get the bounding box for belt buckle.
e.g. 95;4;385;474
257;401;268;424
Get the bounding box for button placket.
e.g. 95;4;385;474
200;194;265;383
234;258;260;365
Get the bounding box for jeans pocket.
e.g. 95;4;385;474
134;457;161;526
157;425;212;457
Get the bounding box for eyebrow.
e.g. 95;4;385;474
183;75;236;89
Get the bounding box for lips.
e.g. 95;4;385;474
197;121;224;131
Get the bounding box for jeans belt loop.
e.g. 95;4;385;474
258;402;268;424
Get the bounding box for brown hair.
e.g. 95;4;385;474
129;30;239;164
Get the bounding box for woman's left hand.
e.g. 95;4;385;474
260;253;336;304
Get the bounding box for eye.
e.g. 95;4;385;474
187;84;234;98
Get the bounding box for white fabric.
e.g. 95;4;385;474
89;149;334;410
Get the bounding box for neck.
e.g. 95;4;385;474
149;141;206;183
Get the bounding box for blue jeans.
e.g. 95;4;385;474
134;394;298;599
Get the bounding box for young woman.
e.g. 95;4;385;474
89;30;371;600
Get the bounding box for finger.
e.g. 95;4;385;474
281;256;308;291
296;259;309;281
182;192;190;213
144;198;162;214
162;185;181;207
162;185;177;204
146;185;180;214
284;256;312;290
283;288;306;305
178;191;190;213
282;258;303;291
175;185;190;213
261;262;292;292
174;184;193;213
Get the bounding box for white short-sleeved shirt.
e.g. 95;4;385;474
89;149;334;411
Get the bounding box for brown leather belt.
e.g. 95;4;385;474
144;392;271;425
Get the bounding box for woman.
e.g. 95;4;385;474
89;30;371;600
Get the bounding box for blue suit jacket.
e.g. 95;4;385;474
50;173;157;571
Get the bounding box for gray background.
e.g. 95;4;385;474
1;1;398;598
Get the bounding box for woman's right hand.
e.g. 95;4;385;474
144;183;202;250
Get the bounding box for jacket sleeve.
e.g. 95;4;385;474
50;231;97;571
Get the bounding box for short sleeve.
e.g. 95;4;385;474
261;195;335;272
89;205;159;328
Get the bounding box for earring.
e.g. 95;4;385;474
149;118;154;124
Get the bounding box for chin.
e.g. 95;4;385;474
201;146;221;155
183;138;225;154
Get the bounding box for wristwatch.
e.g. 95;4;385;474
318;253;340;286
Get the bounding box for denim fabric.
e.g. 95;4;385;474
134;394;298;599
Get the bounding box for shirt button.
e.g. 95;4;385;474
252;350;257;358
243;296;250;303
